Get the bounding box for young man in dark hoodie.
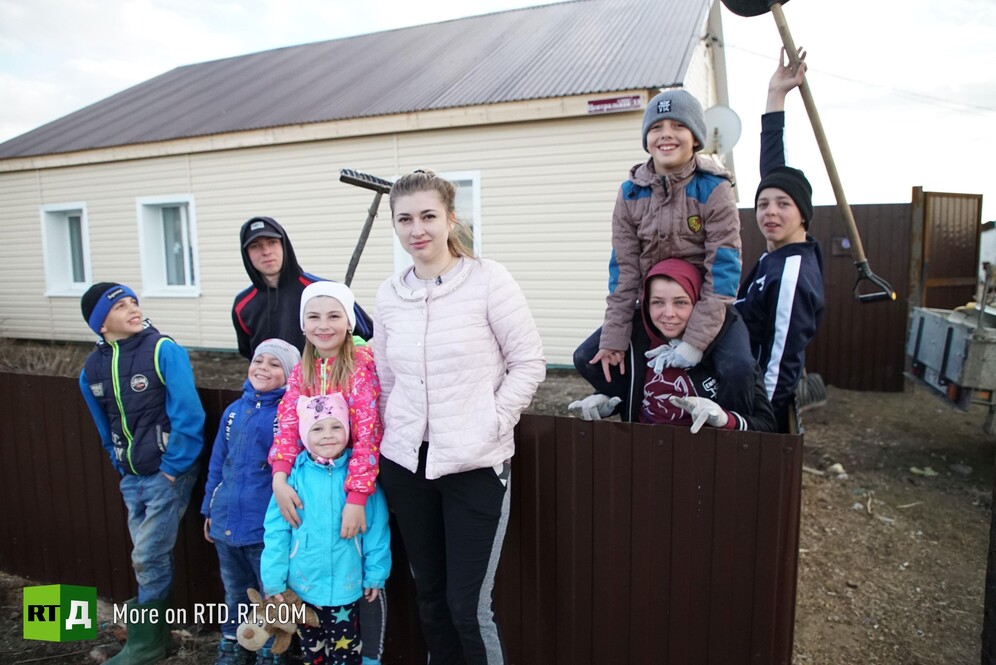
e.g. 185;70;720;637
734;49;826;434
232;216;373;359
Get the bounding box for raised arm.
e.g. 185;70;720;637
760;47;806;177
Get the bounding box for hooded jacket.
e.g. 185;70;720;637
268;346;382;505
601;155;742;353
232;216;373;359
201;378;285;547
595;263;775;432
261;448;392;607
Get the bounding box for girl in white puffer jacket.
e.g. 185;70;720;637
373;170;545;665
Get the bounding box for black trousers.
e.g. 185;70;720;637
379;444;510;665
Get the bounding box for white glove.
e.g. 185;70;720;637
645;339;681;373
567;394;622;421
666;341;703;369
668;395;728;433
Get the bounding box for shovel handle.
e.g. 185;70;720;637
769;3;868;266
852;260;897;303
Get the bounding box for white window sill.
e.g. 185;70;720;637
45;285;89;297
139;287;201;299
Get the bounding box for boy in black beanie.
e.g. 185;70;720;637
79;282;205;665
735;49;826;434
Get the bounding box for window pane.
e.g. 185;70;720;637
162;206;186;286
67;214;85;283
452;179;475;252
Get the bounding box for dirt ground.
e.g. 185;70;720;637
0;339;992;664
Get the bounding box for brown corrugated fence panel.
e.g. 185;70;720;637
740;202;911;391
923;192;983;309
0;375;803;664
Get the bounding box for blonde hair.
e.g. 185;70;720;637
300;334;355;394
389;169;475;259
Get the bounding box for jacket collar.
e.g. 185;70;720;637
389;258;476;302
630;154;732;189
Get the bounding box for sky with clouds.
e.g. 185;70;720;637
1;0;994;226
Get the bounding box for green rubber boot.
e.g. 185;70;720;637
106;596;171;665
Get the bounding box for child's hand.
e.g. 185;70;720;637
273;473;303;528
590;348;626;383
267;591;286;604
364;588;380;603
341;503;367;539
767;47;807;112
203;518;214;543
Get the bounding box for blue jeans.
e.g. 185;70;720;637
214;542;265;639
119;464;199;603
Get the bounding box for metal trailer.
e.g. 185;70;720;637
906;265;996;435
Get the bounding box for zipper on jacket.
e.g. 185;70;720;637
109;342;138;474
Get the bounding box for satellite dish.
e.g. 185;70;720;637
703;105;742;155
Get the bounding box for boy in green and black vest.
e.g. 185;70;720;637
79;282;205;665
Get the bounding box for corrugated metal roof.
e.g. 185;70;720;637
0;0;712;159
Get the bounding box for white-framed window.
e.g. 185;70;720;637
392;170;483;273
40;202;91;296
136;194;200;297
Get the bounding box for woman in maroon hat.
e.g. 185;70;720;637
570;257;776;433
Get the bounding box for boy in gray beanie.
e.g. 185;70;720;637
573;87;742;403
201;338;301;665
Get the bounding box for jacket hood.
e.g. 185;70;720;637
239;216;303;290
640;259;703;347
629;153;733;189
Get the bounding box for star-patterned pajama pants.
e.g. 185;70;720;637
297;600;361;665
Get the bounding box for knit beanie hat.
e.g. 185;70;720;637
642;89;707;153
299;281;356;332
297;394;350;462
80;282;139;335
252;338;301;383
755;166;814;226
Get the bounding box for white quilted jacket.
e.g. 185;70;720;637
372;258;546;480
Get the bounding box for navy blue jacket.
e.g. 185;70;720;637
80;324;205;476
201;379;284;546
232;216;373;359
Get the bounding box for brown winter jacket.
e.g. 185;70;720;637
600;155;742;353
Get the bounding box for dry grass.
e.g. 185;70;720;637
0;337;91;377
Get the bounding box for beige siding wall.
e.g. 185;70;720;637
0;106;695;366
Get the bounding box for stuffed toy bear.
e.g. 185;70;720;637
236;588;320;654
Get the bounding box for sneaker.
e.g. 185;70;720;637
256;646;287;665
215;638;255;665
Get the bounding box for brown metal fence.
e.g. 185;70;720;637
0;372;803;664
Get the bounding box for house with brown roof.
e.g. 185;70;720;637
0;0;734;365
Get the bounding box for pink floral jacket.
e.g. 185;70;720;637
268;345;382;506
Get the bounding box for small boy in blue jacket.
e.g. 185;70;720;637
79;282;205;665
262;393;391;665
202;338;301;665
